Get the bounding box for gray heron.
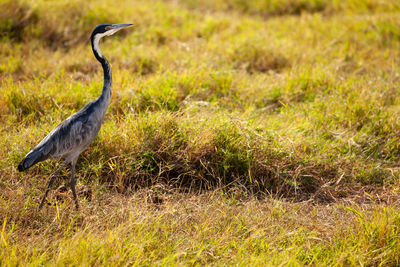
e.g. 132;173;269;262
17;23;132;210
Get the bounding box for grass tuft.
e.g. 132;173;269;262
1;0;400;265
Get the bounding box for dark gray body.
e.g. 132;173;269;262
17;24;132;209
18;90;111;171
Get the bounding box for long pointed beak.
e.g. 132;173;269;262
111;24;133;30
105;23;133;36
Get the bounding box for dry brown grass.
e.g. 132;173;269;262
2;0;400;264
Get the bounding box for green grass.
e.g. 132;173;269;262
2;193;400;265
1;0;400;265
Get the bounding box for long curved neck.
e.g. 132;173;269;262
91;34;112;103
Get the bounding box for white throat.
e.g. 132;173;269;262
93;29;120;58
93;33;108;58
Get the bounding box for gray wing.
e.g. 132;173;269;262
18;100;103;171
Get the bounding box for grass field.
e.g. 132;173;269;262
1;0;400;265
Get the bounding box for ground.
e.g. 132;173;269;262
1;0;400;265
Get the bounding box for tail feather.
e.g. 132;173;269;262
17;148;47;172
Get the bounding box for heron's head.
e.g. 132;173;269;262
91;24;132;59
91;24;133;40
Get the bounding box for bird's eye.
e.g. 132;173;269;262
105;26;112;30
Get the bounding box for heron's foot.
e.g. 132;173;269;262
70;181;80;211
74;199;79;210
38;194;48;210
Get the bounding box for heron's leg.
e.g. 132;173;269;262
69;157;79;210
39;159;69;210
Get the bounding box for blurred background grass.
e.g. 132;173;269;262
1;0;400;265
